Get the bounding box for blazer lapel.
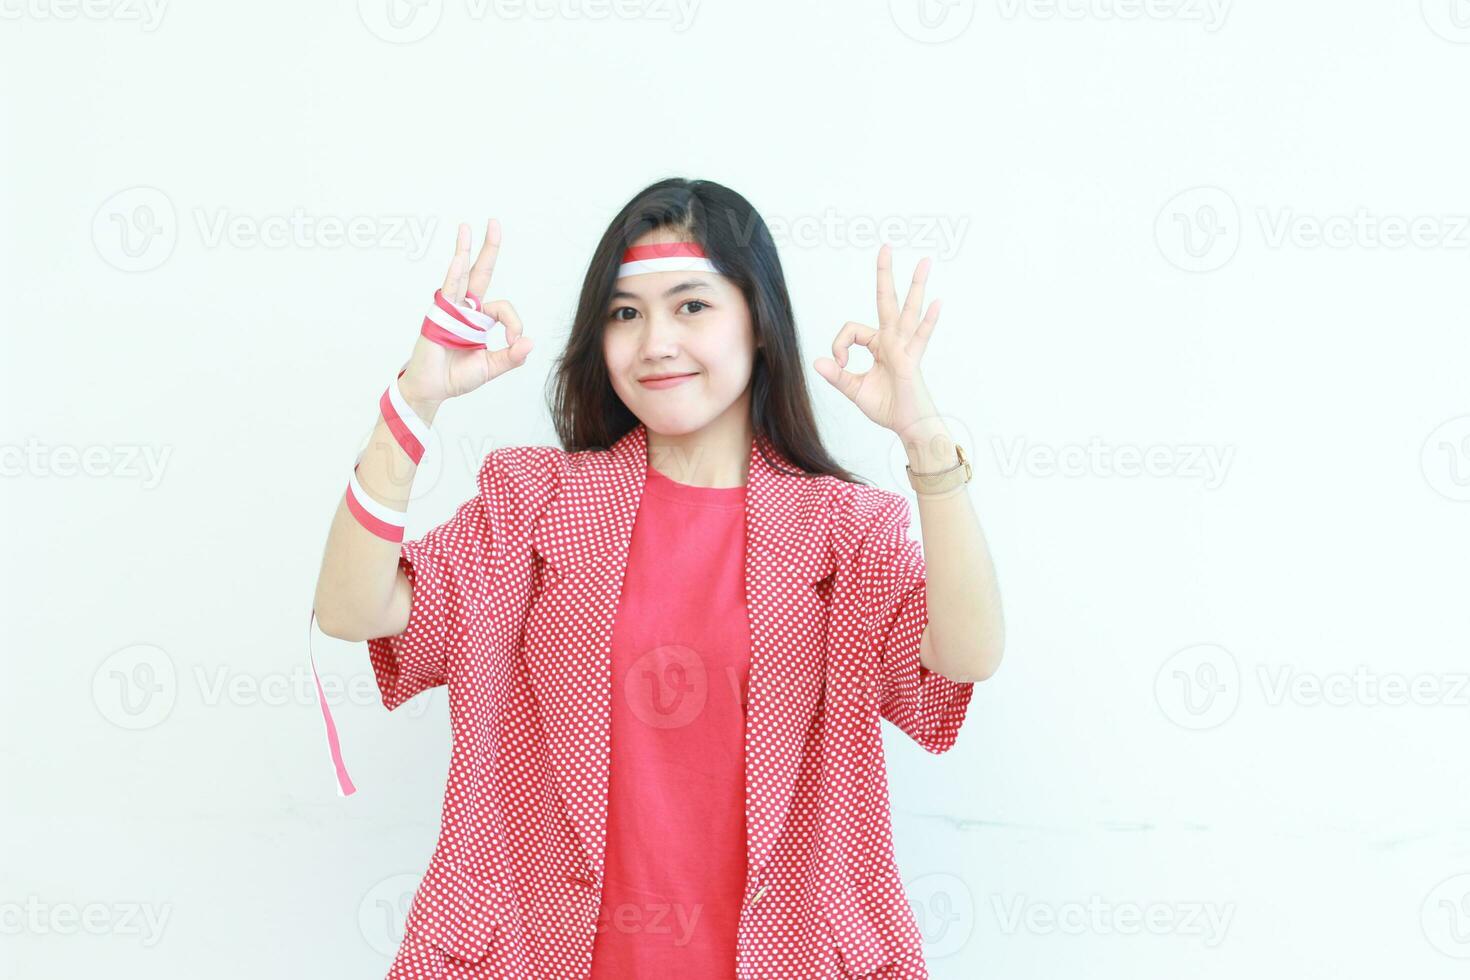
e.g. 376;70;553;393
521;422;834;884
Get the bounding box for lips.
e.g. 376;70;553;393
638;372;698;389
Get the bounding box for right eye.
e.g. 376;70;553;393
608;307;638;322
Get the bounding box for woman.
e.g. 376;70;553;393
312;178;1005;979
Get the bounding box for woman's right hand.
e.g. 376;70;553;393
398;218;534;410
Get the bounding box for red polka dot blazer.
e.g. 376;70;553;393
368;421;975;979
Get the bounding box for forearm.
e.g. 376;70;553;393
901;415;1005;682
312;392;443;640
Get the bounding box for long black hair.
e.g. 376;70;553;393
547;177;866;485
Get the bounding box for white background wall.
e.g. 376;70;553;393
3;1;1469;977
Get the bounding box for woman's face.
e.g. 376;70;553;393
601;230;759;437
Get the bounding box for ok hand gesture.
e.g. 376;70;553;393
813;244;942;436
399;219;535;410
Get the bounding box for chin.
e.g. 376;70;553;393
637;409;712;438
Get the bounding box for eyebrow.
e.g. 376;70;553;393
609;278;715;302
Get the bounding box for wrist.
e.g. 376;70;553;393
896;417;955;473
403;394;443;424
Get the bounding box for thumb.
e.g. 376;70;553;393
813;356;862;401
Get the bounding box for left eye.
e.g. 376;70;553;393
681;300;709;314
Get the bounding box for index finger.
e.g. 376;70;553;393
467;218;502;301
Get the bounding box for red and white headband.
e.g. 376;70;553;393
616;241;718;278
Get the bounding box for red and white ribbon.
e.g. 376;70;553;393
313;287;490;797
344;464;407;543
421;288;496;349
616;241;718;278
308;609;357;797
379;372;433;466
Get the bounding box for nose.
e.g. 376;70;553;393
637;307;682;360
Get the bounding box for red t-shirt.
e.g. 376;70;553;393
588;463;752;979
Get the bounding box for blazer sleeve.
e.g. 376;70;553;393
366;446;557;711
857;492;975;754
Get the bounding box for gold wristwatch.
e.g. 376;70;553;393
905;443;972;495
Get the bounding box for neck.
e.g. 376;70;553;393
644;405;754;489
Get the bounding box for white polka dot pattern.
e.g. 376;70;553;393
365;423;976;979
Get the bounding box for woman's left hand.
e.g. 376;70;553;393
813;244;943;436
